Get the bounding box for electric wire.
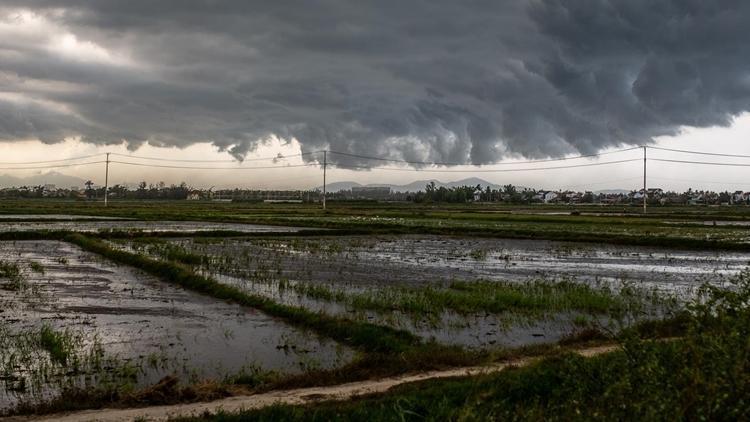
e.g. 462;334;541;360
650;158;750;167
650;177;750;187
110;160;318;170
109;151;319;163
0;154;106;165
648;146;750;159
0;161;106;170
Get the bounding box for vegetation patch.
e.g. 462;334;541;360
28;261;45;274
0;261;25;291
38;324;75;365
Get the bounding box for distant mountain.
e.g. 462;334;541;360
323;181;365;192
0;172;87;188
322;178;509;193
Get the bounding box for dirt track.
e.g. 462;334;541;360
4;344;617;422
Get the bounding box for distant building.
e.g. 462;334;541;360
688;194;705;205
543;191;558;203
40;184;57;197
351;186;391;200
732;191;750;205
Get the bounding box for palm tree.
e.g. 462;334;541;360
84;180;94;199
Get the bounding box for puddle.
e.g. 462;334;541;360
0;241;352;412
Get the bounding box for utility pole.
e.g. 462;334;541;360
322;150;327;210
642;146;647;214
104;152;110;207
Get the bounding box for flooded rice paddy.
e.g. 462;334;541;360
0;220;305;233
147;235;747;294
0;214;128;221
0;240;352;412
117;235;749;349
3;217;749;412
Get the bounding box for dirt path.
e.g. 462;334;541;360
7;344;617;422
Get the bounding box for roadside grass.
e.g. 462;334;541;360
171;272;750;421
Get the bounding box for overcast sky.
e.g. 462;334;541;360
1;1;749;191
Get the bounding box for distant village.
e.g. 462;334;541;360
1;180;750;206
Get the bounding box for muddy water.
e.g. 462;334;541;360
351;237;747;294
116;235;746;349
171;236;749;295
0;220;305;233
0;241;352;411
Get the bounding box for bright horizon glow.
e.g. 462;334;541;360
1;113;750;192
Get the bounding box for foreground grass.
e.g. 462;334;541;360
175;273;750;421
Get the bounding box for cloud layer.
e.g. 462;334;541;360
0;1;748;164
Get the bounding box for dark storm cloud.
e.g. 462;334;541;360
0;0;748;164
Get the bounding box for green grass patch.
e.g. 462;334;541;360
38;324;75;365
28;261;45;274
0;260;25;291
353;280;635;315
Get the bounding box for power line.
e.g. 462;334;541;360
110;160;319;170
650;158;750;167
650;176;750;187
328;146;642;166
329;158;641;173
0;153;106;165
109;151;318;163
0;161;106;170
648;146;750;159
